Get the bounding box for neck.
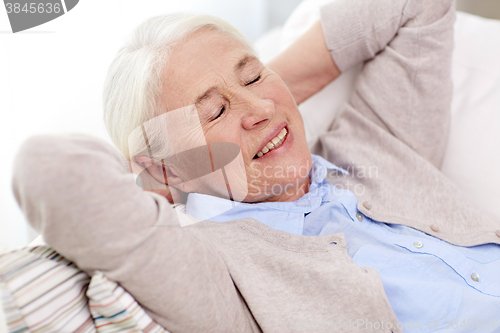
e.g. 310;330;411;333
263;176;311;203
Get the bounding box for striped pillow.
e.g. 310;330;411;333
0;246;171;333
87;271;170;333
0;246;95;333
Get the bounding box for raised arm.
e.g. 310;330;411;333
12;134;253;332
267;0;423;105
270;0;455;167
267;21;340;105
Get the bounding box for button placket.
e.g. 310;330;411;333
406;239;491;292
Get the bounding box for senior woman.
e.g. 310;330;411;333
13;0;500;332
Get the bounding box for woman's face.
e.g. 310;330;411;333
161;28;312;203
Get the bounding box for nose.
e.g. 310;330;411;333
240;95;275;130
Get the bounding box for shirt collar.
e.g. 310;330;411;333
185;154;348;222
310;154;349;183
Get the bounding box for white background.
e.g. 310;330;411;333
0;0;301;248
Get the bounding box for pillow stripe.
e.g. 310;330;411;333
2;246;171;333
0;280;30;333
28;283;89;331
18;268;83;306
87;272;170;333
0;246;97;333
9;264;61;294
23;278;88;316
74;316;97;333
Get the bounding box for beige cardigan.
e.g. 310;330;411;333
12;0;499;332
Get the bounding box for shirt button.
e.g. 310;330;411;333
363;201;372;210
430;224;439;232
496;230;500;238
356;213;363;221
413;241;423;249
471;273;480;282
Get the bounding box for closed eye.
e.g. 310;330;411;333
212;105;225;121
245;75;261;86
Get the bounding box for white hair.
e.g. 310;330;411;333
103;13;254;161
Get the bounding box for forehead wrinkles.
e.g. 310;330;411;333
194;56;248;104
161;29;252;110
196;78;243;117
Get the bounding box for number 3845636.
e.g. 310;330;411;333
5;3;61;14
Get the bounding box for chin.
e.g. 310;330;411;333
244;155;312;203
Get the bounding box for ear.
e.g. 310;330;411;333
134;155;186;189
134;156;190;204
135;155;215;198
135;155;166;184
134;155;176;186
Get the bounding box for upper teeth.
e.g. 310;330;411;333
256;128;287;158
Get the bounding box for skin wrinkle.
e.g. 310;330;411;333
195;54;259;107
157;28;312;203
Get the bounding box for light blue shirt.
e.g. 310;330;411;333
186;155;500;332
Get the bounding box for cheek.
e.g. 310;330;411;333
259;78;295;106
259;80;305;130
204;119;246;159
206;122;240;144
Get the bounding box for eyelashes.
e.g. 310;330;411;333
245;75;261;86
209;74;262;122
212;105;225;121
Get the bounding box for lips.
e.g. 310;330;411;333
254;127;288;159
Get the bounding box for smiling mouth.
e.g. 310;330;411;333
253;127;288;159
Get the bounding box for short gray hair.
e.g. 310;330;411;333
103;13;254;161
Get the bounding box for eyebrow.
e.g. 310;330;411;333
234;54;258;72
195;54;259;105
